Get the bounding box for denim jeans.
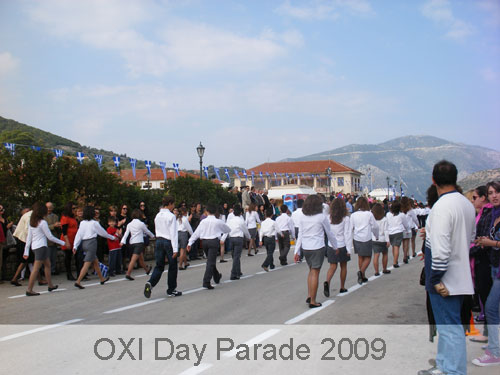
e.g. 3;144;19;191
148;238;178;293
486;266;500;357
428;293;466;375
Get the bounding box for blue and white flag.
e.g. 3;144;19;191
265;172;270;181
31;146;41;151
273;172;278;184
76;152;85;164
129;158;137;178
285;173;289;180
54;149;64;158
173;163;180;177
203;166;209;179
250;171;255;184
159;162;167;180
224;168;230;182
113;156;120;168
234;169;241;182
145;160;152;176
214;167;221;181
94;154;103;168
401;186;405;197
302;173;305;179
259;171;264;182
4;143;15;155
242;170;248;181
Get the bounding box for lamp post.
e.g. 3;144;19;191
386;176;390;201
394;180;397;199
196;142;205;179
326;167;332;196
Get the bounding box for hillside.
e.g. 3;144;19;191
284;135;500;200
458;168;500;193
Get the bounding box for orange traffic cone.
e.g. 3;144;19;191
466;315;480;336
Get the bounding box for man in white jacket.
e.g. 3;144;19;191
418;160;476;375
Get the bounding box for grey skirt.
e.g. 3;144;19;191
34;246;50;261
248;228;257;240
178;231;189;249
82;238;98;262
372;241;388;254
303;247;325;269
389;232;403;247
327;246;350;264
353;240;372;257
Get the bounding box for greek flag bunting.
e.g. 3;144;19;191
401;186;405;197
54;149;64;158
242;170;247;181
273;172;278;184
4;143;15;155
250;171;255;184
259;171;264;182
265;172;270;180
214;167;221;181
129;158;137;178
94;154;103;168
159;162;167;180
145;160;152;176
203;166;209;179
76;152;85;164
224;168;230;182
31;146;41;151
234;169;241;181
173;163;180;177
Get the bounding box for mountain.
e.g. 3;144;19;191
458;168;500;193
283;135;500;200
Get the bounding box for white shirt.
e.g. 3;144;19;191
295;213;337;254
322;203;330;216
74;220;115;250
188;215;230;246
407;209;419;229
373;217;390;242
121;218;154;245
227;212;235;221
427;191;476;295
385;212;409;235
24;220;65;256
329;216;353;254
276;213;295;238
291;208;304;229
245;211;260;229
259;218;282;241
222;216;250;241
178;215;193;234
154;208;178;253
349;210;379;242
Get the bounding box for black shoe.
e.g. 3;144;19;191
144;282;151;298
100;277;110;285
26;291;40;296
11;280;21;287
306;297;311;304
220;259;227;263
239;272;243;276
270;264;275;270
339;288;348;293
383;270;391;274
167;290;182;297
230;276;240;280
74;283;85;289
374;272;380;276
362;277;368;283
403;257;408;264
67;274;76;281
393;263;399;268
214;272;222;284
48;285;58;292
247;253;254;257
357;271;363;285
125;275;134;281
323;281;330;298
203;284;214;290
146;265;152;275
309;302;322;308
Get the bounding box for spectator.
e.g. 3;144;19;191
60;202;78;281
44;202;61;275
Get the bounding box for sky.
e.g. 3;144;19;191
0;0;499;169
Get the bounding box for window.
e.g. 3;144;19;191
338;177;344;186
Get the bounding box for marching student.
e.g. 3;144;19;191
24;202;66;296
401;197;418;263
324;198;352;297
245;203;260;256
349;197;379;284
223;205;250;280
176;207;193;270
294;195;337;308
144;196;181;298
371;203;390;276
276;205;295;266
73;206;116;289
386;200;409;268
121;209;154;280
188;204;231;289
292;199;305;239
260;207;282;272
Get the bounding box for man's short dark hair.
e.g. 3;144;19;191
432;160;458;187
280;205;288;214
297;199;304;208
265;207;274;217
233;205;242;216
206;204;217;214
162;195;175;207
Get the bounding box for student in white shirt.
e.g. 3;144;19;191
24;202;65;296
386;200;409;268
245;203;261;256
371;203;391;276
260;207;282;271
407;200;420;258
276;205;295;265
121;209;155;281
222;205;250;280
349;197;379;285
294;195;337;308
401;197;418;263
176;207;193;270
73;206;116;289
188;204;231;289
324;198;352;297
291;199;305;239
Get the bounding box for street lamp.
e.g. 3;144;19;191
196;142;205;179
326;167;332;196
386;176;390;201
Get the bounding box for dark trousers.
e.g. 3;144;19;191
149;238;178;293
108;249;122;276
202;239;220;286
48;245;58;273
262;236;276;268
75;247;84;275
278;230;290;265
230;237;243;278
189;239;200;260
64;250;73;276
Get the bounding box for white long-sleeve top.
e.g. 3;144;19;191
221;215;251;242
259;218;282;242
295;213;338;254
154;208;178;253
291;208;304;228
329;216;353;254
349;210;379;242
276;213;295;238
178;215;193;234
385;212;409;235
121;218;154;245
406;209;419;229
24;220;65;256
372;217;390;243
188;215;230;246
74;220;115;250
245;211;260;229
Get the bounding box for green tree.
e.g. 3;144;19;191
166;176;237;207
0;130;37;145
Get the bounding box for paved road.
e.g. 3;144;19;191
0;238;496;374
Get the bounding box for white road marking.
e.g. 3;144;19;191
8;288;67;299
183;287;205;295
0;318;83;342
284;299;335;325
103;298;165;314
222;329;282;358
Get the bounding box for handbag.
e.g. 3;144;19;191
419;267;426;286
6;229;16;247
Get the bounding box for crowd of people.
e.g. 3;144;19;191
0;160;499;372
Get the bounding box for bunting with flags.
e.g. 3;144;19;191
173;163;180;177
31;146;41;151
242;170;247;182
129;158;137;178
203;166;209;179
259;171;264;182
214;167;221;181
54;149;64;158
234;169;241;182
224;168;230;182
159;162;167;180
250;171;255;185
145;160;152;177
76;152;85;164
4;143;15;155
273;172;278;185
113;156;120;174
94;154;103;168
